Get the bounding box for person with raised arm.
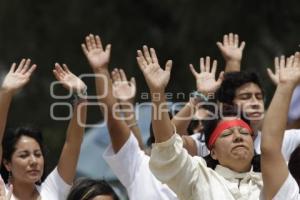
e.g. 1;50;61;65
137;46;263;199
216;33;246;72
81;34;177;200
171;56;223;156
261;53;300;200
111;68;144;150
0;60;87;200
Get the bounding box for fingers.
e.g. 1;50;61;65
105;44;112;57
9;63;16;73
136;50;147;71
234;34;239;48
189;64;198;77
95;35;103;50
111;69;121;83
229;33;234;46
81;44;88;56
267;68;276;80
130;77;136;87
279;55;285;69
119;69;127;81
200;57;205;72
15;59;26;73
62;64;71;73
143;45;153;64
239;41;246;50
25;64;37;76
150;48;158;64
211;60;217;75
294;52;300;68
205;56;210;72
165;60;173;73
223;34;228;46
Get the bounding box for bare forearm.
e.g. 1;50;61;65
58;102;86;184
94;69;130;152
224;60;241;72
151;92;174;143
172;102;194;136
123;106;144;149
262;84;294;153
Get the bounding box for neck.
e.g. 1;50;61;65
222;160;252;173
11;179;39;200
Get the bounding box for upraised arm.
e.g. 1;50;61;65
0;59;36;164
136;45;173;143
111;68;144;149
53;63;87;184
261;52;300;199
82;34;130;153
216;33;245;72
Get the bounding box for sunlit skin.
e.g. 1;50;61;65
210;117;254;173
92;195;114;200
4;136;44;184
233;83;265;129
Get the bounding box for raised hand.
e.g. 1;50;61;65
216;33;245;62
111;68;136;104
267;52;300;85
81;34;111;70
1;59;37;94
189;56;224;94
136;46;172;93
53;63;87;94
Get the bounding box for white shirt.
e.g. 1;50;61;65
254;129;300;161
4;167;71;200
149;133;264;200
103;133;178;200
189;133;210;157
272;173;300;200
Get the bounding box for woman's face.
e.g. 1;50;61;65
211;118;254;172
5;135;44;184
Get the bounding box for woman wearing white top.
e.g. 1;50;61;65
0;59;87;200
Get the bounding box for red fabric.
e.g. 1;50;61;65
208;119;252;150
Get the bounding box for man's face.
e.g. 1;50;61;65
233;83;265;127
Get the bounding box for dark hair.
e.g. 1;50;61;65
67;178;119;200
0;126;47;183
201;103;260;171
288;145;300;188
216;71;264;105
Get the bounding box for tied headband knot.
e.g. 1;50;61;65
208;119;252;150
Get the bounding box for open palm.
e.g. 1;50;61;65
217;33;245;61
81;34;111;70
1;59;36;94
53;63;87;94
190;57;224;94
111;68;136;103
136;46;172;93
268;52;300;85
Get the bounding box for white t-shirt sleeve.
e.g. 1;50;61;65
103;133;145;187
273;173;300;200
40;167;72;200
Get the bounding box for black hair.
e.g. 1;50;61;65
216;71;264;105
288;145;300;188
67;178;119;200
0;126;47;183
201;103;260;171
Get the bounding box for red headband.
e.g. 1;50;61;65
208;119;252;150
